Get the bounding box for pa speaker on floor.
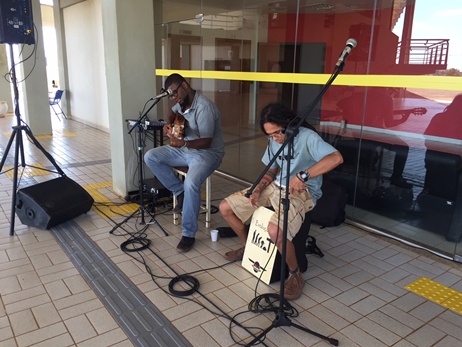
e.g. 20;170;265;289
16;176;94;229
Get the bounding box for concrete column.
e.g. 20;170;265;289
100;0;157;197
14;0;53;135
53;0;69;117
0;46;12;113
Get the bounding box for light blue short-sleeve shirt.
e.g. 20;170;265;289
261;127;337;204
172;92;225;158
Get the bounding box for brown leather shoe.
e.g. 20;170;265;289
283;268;305;300
224;247;245;261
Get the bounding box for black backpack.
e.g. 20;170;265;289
310;180;347;228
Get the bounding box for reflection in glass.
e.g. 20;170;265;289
155;0;462;260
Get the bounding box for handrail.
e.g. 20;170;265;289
397;39;449;66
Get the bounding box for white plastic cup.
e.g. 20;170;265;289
211;229;219;242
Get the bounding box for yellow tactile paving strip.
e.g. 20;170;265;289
2;168;138;218
36;129;77;139
3;129;77;139
83;181;139;218
3;163;50;179
406;277;462;314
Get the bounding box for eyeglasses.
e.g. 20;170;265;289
168;84;183;100
267;129;284;139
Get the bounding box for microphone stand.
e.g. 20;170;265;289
244;62;347;346
109;97;167;236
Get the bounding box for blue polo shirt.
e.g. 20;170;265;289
172;92;225;158
262;127;337;203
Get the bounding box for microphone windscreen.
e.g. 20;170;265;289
347;38;357;48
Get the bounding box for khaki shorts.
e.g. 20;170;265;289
224;182;314;241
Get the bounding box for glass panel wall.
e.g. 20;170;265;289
154;0;462;260
153;0;202;117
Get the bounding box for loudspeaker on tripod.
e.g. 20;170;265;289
0;0;35;45
15;176;94;229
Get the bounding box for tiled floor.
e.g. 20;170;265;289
1;113;462;346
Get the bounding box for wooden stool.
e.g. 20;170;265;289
172;166;212;228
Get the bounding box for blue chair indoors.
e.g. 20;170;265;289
49;89;67;119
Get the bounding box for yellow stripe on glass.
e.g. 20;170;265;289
156;69;462;91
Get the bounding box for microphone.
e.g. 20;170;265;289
336;38;357;67
152;88;172;99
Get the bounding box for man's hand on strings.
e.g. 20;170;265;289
289;176;307;195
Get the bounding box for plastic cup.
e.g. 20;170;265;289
211;229;219;242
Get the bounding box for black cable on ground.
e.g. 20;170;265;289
168;275;200;296
120;237;151;252
248;293;298;317
113;227;270;345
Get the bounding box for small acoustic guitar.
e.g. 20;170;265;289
393;107;427;117
170;113;186;147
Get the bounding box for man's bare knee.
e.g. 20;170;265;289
219;199;232;216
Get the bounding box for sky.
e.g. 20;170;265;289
394;0;462;71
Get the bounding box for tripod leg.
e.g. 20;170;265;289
246;311;339;346
245;324;275;346
19;129;26;167
109;208;139;234
9;128;23;236
142;193;168;236
144;207;168;236
291;322;339;346
23;126;65;176
1;127;26;236
0;128;17;171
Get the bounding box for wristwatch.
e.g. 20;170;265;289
298;170;310;182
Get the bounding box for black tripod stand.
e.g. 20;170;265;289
243;55;352;347
109;98;167;236
0;44;66;236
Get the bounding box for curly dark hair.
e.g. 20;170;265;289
164;73;187;89
259;103;316;135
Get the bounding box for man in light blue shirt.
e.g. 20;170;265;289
220;103;343;300
145;73;224;252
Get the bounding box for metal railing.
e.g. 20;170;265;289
397;39;449;66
